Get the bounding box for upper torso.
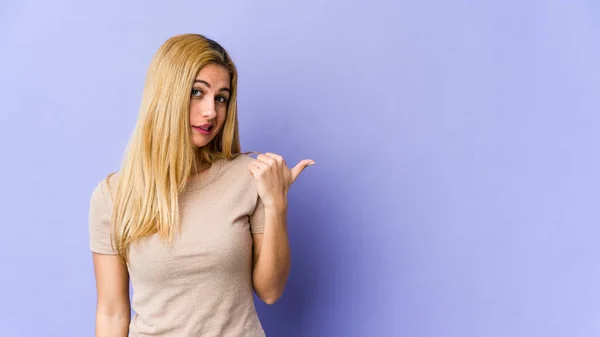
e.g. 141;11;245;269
89;154;266;337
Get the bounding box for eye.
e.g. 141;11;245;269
191;89;202;97
216;95;229;104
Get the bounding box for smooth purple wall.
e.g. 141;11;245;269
1;0;599;336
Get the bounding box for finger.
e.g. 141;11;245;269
290;159;315;182
257;154;275;166
248;162;263;177
265;152;285;164
251;159;267;170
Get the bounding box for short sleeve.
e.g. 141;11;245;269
249;196;265;234
88;180;117;255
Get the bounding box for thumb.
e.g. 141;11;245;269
290;159;316;183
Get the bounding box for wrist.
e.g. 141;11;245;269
264;200;288;214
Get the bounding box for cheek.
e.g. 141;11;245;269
189;100;199;116
217;107;227;125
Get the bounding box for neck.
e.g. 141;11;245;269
191;153;211;175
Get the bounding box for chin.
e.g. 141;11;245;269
193;133;221;147
192;139;211;148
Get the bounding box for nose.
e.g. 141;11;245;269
201;99;217;119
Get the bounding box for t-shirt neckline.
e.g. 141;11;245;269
183;159;223;193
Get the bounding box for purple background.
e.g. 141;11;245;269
2;0;600;336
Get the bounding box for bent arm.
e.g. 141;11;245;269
92;253;130;337
251;205;291;304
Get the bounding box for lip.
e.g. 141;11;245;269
192;124;213;135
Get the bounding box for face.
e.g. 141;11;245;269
189;63;231;148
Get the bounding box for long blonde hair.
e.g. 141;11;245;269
107;34;243;262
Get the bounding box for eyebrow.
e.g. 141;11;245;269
193;79;230;92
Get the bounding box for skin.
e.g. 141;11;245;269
190;63;315;303
92;63;314;336
247;152;315;304
189;63;229;152
92;254;130;336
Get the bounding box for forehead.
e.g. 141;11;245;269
194;63;230;86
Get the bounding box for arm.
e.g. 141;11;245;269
251;204;291;304
92;253;130;337
247;152;314;304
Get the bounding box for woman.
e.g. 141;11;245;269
88;33;314;337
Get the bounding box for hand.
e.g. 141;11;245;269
248;152;315;209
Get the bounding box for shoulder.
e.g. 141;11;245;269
229;152;256;166
90;172;120;211
214;153;258;191
88;172;120;254
218;153;256;176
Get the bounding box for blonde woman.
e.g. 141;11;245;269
88;34;314;337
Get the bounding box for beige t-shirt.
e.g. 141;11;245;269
88;154;266;337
